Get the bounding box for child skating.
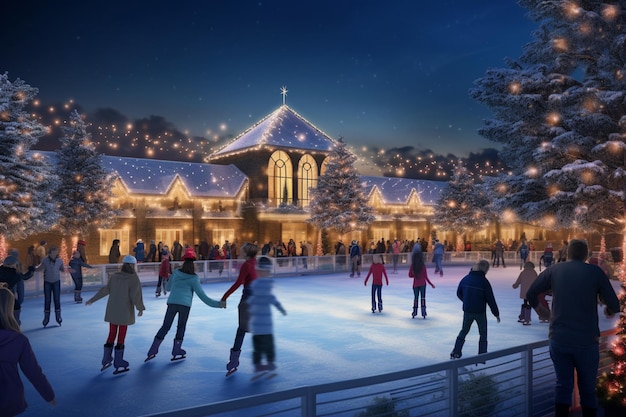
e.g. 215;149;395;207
248;256;286;379
156;250;171;297
86;255;145;374
363;254;389;313
145;248;225;362
68;250;93;303
512;261;538;325
410;248;435;318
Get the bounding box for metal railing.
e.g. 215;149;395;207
136;330;617;417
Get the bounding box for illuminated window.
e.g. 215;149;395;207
99;229;129;257
297;154;318;207
268;150;293;206
155;229;183;248
320;157;329;175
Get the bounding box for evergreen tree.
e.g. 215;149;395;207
0;73;57;240
308;138;374;236
434;163;491;235
471;1;626;232
55;110;116;236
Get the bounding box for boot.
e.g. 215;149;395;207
450;337;464;359
378;301;383;312
74;290;83;303
554;403;570;417
101;343;114;371
55;309;62;325
13;309;21;326
42;310;50;327
226;349;241;373
371;301;376;314
479;340;488;355
412;300;418;318
113;345;129;374
145;337;163;362
523;305;532;325
518;304;525;323
172;339;186;360
421;299;427;319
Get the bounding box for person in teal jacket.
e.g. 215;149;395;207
145;248;225;361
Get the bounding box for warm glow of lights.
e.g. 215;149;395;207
581;171;594;184
508;81;521;94
563;1;582;19
552;38;568;52
526;166;539;177
602;4;620;21
502;210;516;223
546;112;561;126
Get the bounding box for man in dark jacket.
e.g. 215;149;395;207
526;239;619;417
450;259;500;359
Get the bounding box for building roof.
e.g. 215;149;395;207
209;105;337;160
102;156;247;198
360;176;447;206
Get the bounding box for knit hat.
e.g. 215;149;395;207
2;256;18;267
78;240;86;245
256;255;273;271
183;247;197;260
122;255;137;264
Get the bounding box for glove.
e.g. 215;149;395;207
496;316;501;323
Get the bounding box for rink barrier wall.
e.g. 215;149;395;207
22;251;551;299
137;329;618;417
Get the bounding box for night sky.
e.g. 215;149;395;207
3;0;536;174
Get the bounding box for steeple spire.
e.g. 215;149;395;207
280;86;288;105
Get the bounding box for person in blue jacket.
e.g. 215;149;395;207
145;247;225;361
450;259;500;359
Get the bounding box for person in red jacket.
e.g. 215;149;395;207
364;254;389;313
221;243;259;376
410;247;435;319
156;250;171;297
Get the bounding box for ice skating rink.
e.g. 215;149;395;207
17;264;620;416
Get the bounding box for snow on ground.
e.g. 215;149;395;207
17;263;620;416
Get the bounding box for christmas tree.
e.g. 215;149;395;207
55;110;117;236
308;137;374;236
596;259;626;408
471;1;626;232
434;162;491;237
0;73;58;240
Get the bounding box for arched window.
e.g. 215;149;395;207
320;157;329;175
297;154;318;207
268;150;293;206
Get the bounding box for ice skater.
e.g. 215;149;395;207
248;256;286;377
35;246;67;327
86;255;145;374
512;261;538;325
450;260;500;359
156;249;171;297
363;254;389;313
221;243;260;376
145;248;224;362
68;250;93;303
410;247;435;318
0;283;56;415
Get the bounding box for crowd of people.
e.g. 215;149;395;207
0;236;621;416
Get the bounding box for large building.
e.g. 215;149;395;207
11;103;557;262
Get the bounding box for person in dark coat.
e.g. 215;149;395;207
450;260;500;359
526;239;620;417
0;256;35;324
133;239;146;263
108;239;121;264
0;283;56;415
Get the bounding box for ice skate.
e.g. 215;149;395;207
113;345;129;374
101;343;114;371
55;309;62;326
225;349;241;376
250;364;270;381
42;310;50;327
377;301;383;312
145;337;163;362
171;339;186;361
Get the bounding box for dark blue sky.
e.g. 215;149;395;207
4;0;536;157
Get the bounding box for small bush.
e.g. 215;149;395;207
356;396;409;417
458;372;500;417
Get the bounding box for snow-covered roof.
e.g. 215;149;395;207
102;156;247;198
209;105;337;160
360;176;447;206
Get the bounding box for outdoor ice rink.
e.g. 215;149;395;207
16;263;621;416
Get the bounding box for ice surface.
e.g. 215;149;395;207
17;264;620;416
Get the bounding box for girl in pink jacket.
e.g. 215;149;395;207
364;254;389;313
410;248;435;319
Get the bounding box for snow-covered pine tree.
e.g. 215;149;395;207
471;1;626;232
434;162;491;237
0;73;58;240
308;137;374;236
55;110;116;237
